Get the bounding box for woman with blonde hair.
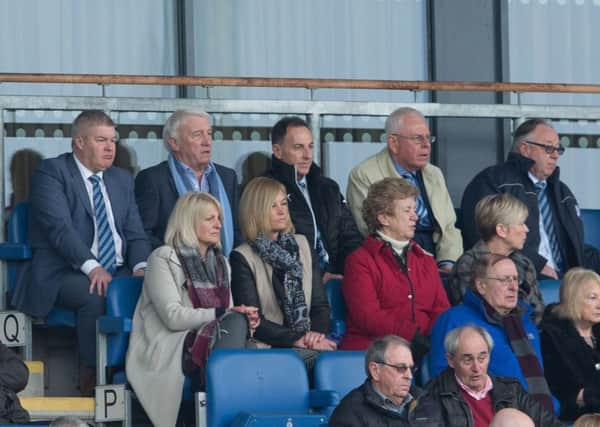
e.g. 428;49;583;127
541;267;600;422
126;192;258;427
230;177;335;363
575;414;600;427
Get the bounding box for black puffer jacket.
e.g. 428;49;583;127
540;305;600;422
0;343;29;424
264;156;363;275
329;380;422;427
411;368;563;427
461;152;600;275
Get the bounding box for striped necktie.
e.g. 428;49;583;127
535;181;563;272
401;172;428;226
89;175;116;273
298;181;329;269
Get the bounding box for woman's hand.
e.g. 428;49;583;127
230;305;261;331
294;331;337;350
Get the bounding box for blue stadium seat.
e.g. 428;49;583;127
96;276;143;386
325;279;346;338
0;202;76;327
581;208;600;249
420;353;432;386
539;279;561;305
206;349;331;427
313;350;366;416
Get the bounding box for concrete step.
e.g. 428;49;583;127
20;360;44;397
19;397;94;422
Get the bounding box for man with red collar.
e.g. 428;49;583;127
414;326;562;427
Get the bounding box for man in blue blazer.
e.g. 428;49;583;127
12;110;151;395
135;110;241;254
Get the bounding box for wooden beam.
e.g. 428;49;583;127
1;73;600;94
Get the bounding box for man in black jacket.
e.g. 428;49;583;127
329;335;421;427
265;116;362;283
461;118;600;279
413;325;563;427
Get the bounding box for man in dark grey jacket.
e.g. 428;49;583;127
329;335;421;427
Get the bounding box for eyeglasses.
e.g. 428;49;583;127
523;140;565;156
485;275;519;285
391;133;436;146
377;361;417;376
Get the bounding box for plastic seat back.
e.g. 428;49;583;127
206;349;311;427
539;279;561;305
581;208;600;249
313;351;365;414
104;276;143;368
0;202;75;327
325;279;346;337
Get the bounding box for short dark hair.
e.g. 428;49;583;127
271;116;309;145
72;110;115;139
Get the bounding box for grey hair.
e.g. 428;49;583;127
384;107;425;135
163;109;212;148
365;335;412;378
50;416;89;427
510;118;554;152
444;325;494;356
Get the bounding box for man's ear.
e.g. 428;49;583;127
446;353;456;369
73;136;85;150
272;143;282;159
368;361;381;382
474;278;487;296
167;137;179;152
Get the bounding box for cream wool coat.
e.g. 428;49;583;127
346;147;463;263
125;245;232;427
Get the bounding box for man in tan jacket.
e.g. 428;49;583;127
346;107;462;271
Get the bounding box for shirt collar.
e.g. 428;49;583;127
371;381;414;414
528;171;544;186
73;153;104;180
390;152;416;178
174;156;215;178
455;373;493;400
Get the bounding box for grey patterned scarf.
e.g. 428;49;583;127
250;233;310;332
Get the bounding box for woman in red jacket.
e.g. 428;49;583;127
341;177;450;360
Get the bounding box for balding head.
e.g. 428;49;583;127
489;408;535;427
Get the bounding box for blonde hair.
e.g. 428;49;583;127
574;414;600;427
362;177;418;235
475;193;528;242
239;177;293;241
164;192;222;249
555;267;600;321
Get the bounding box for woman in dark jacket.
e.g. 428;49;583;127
340;177;449;356
541;267;600;422
230;177;335;362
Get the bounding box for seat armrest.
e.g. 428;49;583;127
0;243;32;261
97;316;132;335
309;389;339;409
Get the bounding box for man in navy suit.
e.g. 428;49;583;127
12;110;151;395
135;109;241;254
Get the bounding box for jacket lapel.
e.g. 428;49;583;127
67;154;93;218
